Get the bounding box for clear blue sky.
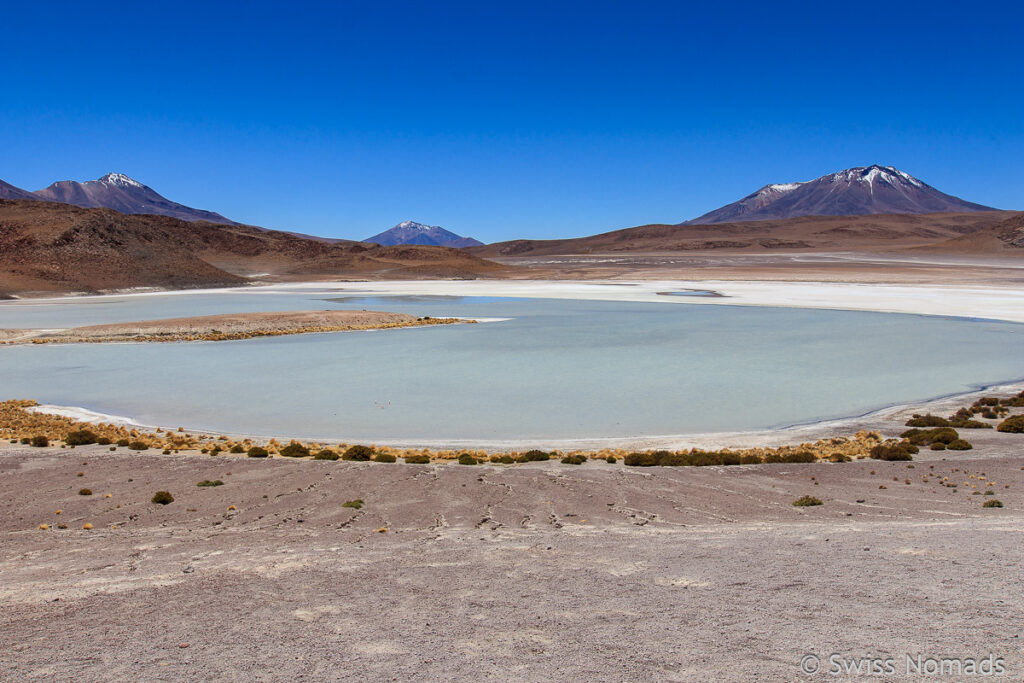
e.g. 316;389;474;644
2;1;1021;241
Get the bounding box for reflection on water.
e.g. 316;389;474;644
0;291;1021;442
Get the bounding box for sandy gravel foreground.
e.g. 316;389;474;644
2;443;1022;681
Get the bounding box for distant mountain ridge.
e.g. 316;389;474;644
365;220;483;247
688;165;995;224
0;173;237;224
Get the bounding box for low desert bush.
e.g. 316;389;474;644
342;445;374;461
517;450;551;462
78;488;92;496
279;442;310;458
128;441;148;451
313;449;339;460
374;453;397;463
97;437;112;445
561;454;587;465
905;414;950;427
342;499;363;509
996;415;1024;433
116;438;130;447
792;495;823;507
982;499;1004;508
197;480;224;487
947;439;973;451
605;455;617;463
930;442;946;451
31;435;48;447
870;442;916;461
403;455;431;464
20;437;30;444
151;491;174;505
901;427;958;446
458;453;479;465
229;444;245;453
65;430;97;446
247;446;269;458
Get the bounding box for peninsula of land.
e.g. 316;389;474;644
0;310;469;345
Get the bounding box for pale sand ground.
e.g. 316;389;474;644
2;441;1022;681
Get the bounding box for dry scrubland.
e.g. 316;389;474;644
2;434;1023;680
2;385;1023;680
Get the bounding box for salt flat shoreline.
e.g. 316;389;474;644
28;378;1024;452
4;277;1023;322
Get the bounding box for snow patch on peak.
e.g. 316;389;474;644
99;173;144;188
765;182;801;193
395;220;433;230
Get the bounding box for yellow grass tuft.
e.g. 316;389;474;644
82;523;93;530
37;523;49;530
226;505;237;511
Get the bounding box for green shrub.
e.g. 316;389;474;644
313;449;339;460
499;455;515;464
374;453;397;463
197;479;224;487
782;451;817;464
65;430;97;446
905;414;950;427
950;419;991;429
605;455;617;464
31;435;49;447
996;415;1024;433
20;437;30;444
561;454;587;465
517;449;551;462
947;439;972;451
342;499;363;509
247;446;269;458
342;445;374;461
930;442;946;451
901;427;958;446
792;495;823;507
403;455;431;464
624;452;657;466
982;499;1003;508
458;453;479;465
229;444;245;453
973;397;1000;407
279;442;310;458
78;488;92;496
128;441;148;451
116;438;130;447
151;491;174;505
97;437;112;445
870;442;915;461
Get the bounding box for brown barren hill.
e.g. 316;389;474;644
469;211;1022;257
0;200;507;296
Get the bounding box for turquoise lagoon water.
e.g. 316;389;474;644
0;290;1021;443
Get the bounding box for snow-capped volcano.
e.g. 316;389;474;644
687;165;995;224
364;221;483;248
29;173;237;224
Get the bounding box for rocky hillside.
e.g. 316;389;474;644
0;200;507;296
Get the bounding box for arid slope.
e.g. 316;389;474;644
0;200;507;296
